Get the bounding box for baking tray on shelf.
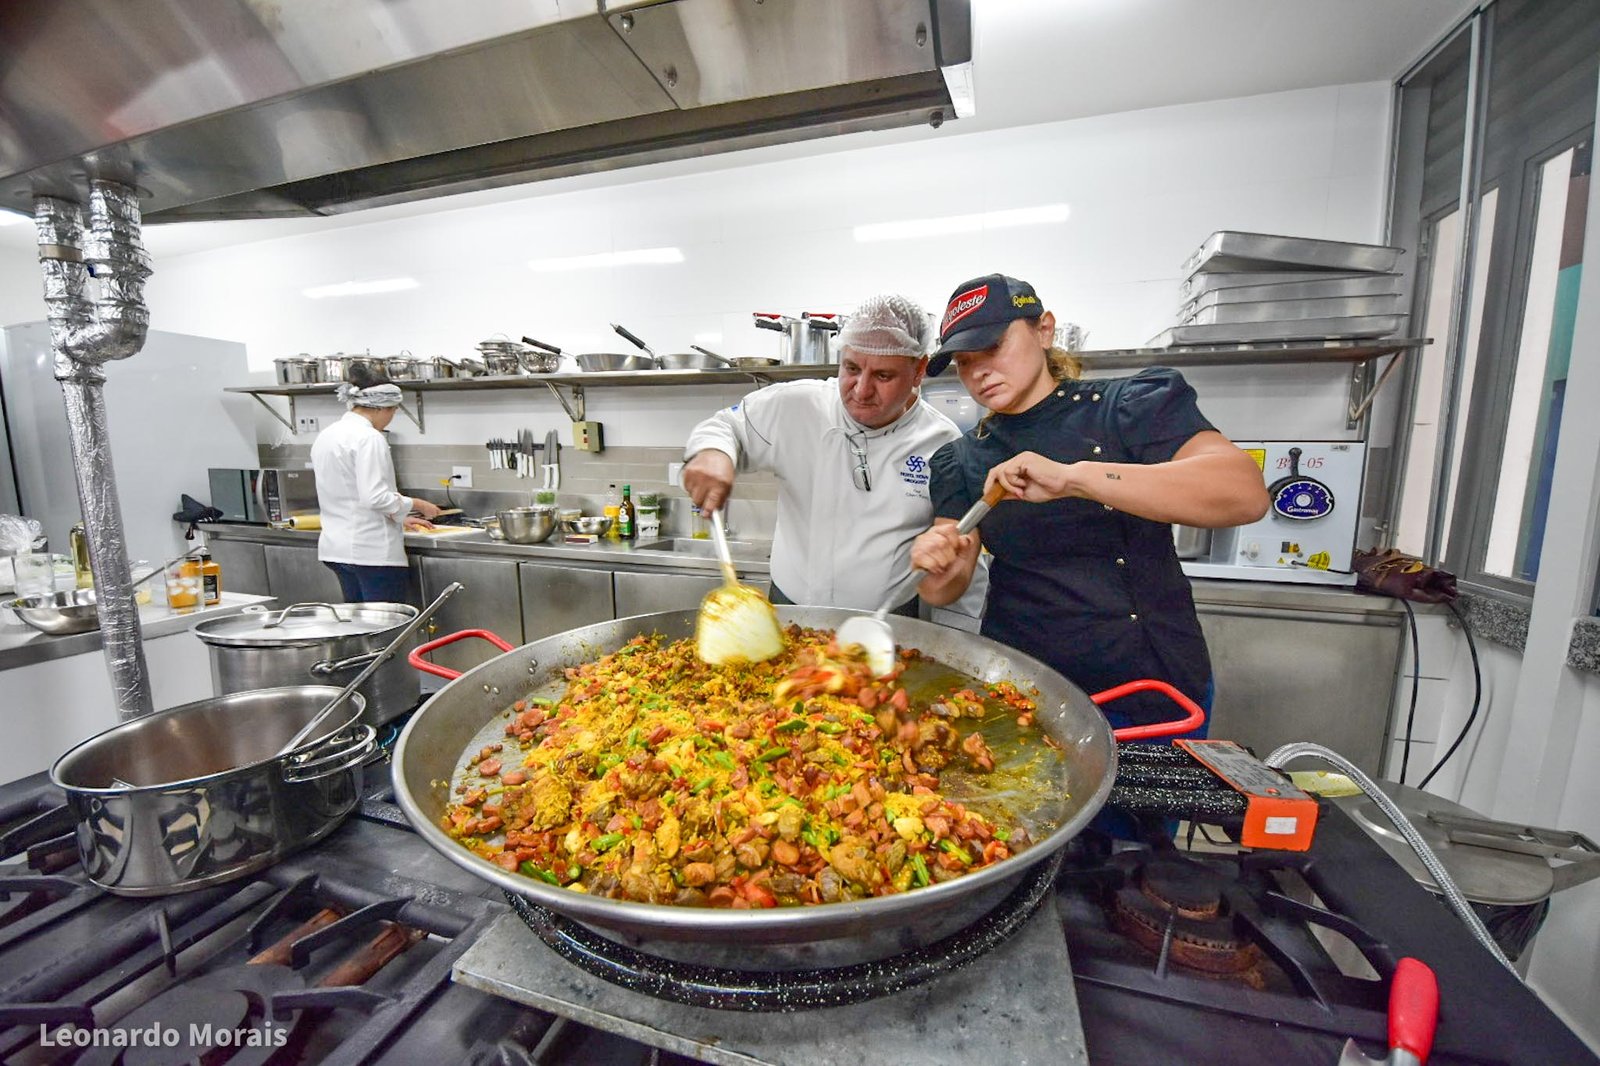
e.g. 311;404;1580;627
1178;273;1400;312
1182;231;1404;276
1179;269;1381;301
1181;294;1406;326
1146;315;1406;348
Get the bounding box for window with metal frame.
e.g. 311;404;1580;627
1387;0;1600;599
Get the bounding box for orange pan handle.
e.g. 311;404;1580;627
1091;679;1207;741
407;628;515;680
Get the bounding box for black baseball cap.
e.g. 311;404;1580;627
927;274;1044;376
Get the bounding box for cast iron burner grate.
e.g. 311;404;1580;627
504;853;1062;1012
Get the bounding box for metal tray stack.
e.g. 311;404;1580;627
1150;232;1407;347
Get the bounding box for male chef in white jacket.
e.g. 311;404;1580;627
683;293;984;619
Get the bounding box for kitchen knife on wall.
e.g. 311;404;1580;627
544;428;560;490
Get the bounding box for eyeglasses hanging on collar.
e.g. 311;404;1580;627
848;434;871;492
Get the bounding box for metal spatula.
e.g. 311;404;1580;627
837;482;1006;676
695;508;785;666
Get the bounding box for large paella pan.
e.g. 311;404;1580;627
393;607;1199;949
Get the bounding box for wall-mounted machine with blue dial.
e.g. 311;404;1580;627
1268;447;1335;521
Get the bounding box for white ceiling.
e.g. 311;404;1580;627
0;0;1475;258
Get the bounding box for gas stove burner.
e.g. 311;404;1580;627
505;853;1061;1012
1141;857;1226;918
1109;855;1265;985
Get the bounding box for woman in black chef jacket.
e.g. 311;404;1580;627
910;274;1269;732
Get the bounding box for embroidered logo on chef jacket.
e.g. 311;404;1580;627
899;454;930;494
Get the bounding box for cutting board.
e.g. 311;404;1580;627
409;525;480;538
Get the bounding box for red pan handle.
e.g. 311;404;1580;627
1390;957;1439;1063
1090;679;1207;741
407;629;515;680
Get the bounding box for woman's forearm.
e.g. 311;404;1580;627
1062;450;1269;527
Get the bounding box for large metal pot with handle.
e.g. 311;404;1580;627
50;686;375;896
192;602;420;724
392;607;1202;967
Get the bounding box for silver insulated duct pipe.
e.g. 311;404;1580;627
34;180;155;721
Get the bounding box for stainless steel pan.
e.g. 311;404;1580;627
393;608;1149;954
51;686;375;896
524;335;655;372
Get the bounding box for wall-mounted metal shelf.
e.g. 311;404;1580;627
1075;337;1426;372
228;338;1427;433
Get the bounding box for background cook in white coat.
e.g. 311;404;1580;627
682;294;986;616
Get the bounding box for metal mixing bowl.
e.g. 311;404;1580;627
497;507;558;544
563;515;612;536
7;588;101;635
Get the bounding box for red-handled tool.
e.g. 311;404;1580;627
1091;679;1207;741
1338;957;1439;1066
407;629;515;680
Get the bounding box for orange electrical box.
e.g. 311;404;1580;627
1175;739;1319;851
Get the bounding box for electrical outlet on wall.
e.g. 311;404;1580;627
573;421;604;452
668;462;684;487
451;465;474;488
296;415;320;434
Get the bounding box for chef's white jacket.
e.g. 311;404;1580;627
310;411;412;567
686;379;987;617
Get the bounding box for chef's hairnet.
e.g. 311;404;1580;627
836;294;932;358
336;383;403;409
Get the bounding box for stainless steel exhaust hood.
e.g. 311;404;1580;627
0;0;972;222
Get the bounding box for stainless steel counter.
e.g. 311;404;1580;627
205;525;1403;772
207;524;773;576
0;592;275;671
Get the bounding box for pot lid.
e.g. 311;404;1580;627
193;602;415;647
1338;782;1555;906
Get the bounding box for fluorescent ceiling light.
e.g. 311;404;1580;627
302;277;420;299
853;203;1070;243
528;247;684;272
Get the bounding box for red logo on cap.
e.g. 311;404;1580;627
941;285;989;334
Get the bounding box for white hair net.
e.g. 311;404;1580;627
836;294;932;357
336;383;404;409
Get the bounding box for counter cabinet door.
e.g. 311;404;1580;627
612;570;770;619
209;539;269;596
263;545;345;605
519;562;615;642
418;556;524;675
1196;607;1401;776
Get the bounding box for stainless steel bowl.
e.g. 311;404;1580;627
7;588;101;635
563;515;612;536
479;351;524;376
497;506;558;544
519;350;561;374
576;352;656;372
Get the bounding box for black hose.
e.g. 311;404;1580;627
1399;599;1421;785
1419;599;1482;791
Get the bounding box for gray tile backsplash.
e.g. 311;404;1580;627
259;441;779;539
